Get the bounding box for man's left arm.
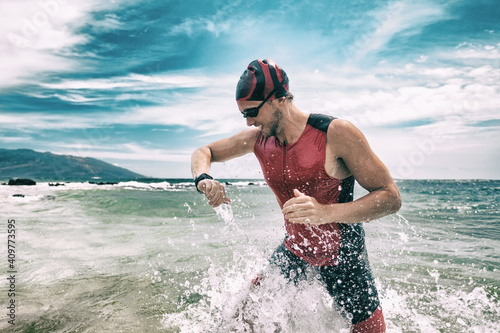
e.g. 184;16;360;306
282;119;401;225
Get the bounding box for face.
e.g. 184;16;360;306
237;100;283;138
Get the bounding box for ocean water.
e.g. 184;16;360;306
1;179;499;333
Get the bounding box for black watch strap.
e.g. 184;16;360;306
194;173;213;193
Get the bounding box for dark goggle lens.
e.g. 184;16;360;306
243;108;259;118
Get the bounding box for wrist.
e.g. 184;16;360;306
194;173;213;193
316;203;334;225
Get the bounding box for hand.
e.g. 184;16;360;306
282;189;328;225
198;179;231;207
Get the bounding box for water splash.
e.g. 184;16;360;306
214;203;234;224
161;201;353;332
162;258;350;332
381;284;500;332
184;202;193;213
214;203;250;243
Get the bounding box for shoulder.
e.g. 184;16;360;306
326;118;370;156
306;114;360;139
307;113;335;133
305;114;362;146
327;118;364;141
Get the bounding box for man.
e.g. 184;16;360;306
191;59;401;332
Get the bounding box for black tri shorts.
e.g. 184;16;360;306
268;242;381;325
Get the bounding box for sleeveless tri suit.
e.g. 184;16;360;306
254;113;385;330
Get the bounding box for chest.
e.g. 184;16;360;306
255;127;341;204
261;139;325;185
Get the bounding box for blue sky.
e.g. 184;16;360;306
1;0;499;179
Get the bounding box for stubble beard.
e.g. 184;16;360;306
263;109;283;138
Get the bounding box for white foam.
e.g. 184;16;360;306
381;283;500;332
0;180;268;198
162;259;350;332
163;201;350;332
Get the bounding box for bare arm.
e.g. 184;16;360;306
282;119;401;224
191;128;260;207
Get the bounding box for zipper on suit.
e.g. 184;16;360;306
282;142;292;198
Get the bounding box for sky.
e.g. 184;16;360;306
0;0;499;179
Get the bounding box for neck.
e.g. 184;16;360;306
276;104;308;145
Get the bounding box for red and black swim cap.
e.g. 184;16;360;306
236;59;289;101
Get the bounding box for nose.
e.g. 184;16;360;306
246;117;255;127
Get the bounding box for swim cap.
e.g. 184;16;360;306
236;59;289;101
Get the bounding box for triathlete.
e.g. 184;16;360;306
191;59;401;332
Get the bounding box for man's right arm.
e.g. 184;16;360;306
191;128;260;207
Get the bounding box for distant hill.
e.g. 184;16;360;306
0;148;145;180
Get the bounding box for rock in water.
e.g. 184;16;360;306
8;178;36;185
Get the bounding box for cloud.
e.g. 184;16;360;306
0;112;95;130
169;17;234;38
39;72;215;91
56;142;192;163
346;0;450;63
166;0;246;38
0;136;32;143
0;0;132;88
436;42;500;65
0;1;79;86
289;45;500;167
118;93;238;130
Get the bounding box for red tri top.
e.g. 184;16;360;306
254;114;363;266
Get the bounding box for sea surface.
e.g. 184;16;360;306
1;179;499;332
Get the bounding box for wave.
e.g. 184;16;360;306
0;179;269;197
